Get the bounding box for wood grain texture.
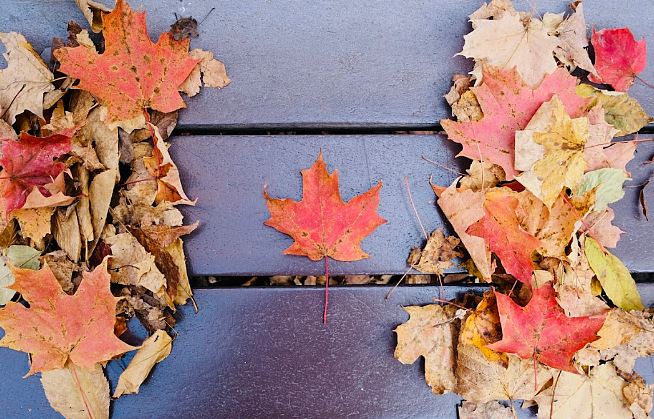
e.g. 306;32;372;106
2;0;652;130
169;134;654;276
1;285;654;418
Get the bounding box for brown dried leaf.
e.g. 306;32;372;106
12;207;55;250
408;229;462;275
458;401;513;419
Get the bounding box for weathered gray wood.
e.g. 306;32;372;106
169;134;654;276
2;0;652;130
2;285;654;418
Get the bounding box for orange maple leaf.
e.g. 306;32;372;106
53;0;199;128
264;151;386;262
0;262;136;376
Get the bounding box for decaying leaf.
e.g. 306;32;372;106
0;32;54;124
408;229;462;275
0;262;135;375
459;290;507;367
179;49;231;97
394;304;460;395
41;361;110;419
623;371;654;419
114;330;172;398
550;2;596;75
54;0;199;130
458;401;514;419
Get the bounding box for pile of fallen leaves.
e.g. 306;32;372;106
395;1;654;418
0;0;229;417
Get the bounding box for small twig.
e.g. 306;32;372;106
385;266;413;301
421;156;464;176
404;177;427;240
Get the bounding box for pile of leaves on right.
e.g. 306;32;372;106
394;1;654;418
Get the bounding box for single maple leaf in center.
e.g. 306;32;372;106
0;130;73;215
0;262;136;376
486;283;607;373
264;151;386;261
53;0;199;129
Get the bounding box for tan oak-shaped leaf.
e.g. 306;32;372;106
535;363;633;419
0;262;135;376
486;282;607;373
53;0;199;130
577;84;653;137
41;361;109;419
114;330;172;398
442;66;589;179
434;181;494;281
407;228;462;275
144;124;195;206
515;95;589;208
585;236;643;312
394;304;459;395
456;342;552;404
0;130;74;216
467;188;543;286
460;14;559;89
0;32;54;124
264;151;386;262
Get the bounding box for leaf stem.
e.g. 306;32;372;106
323;257;329;324
404;177;427;240
636;75;654;90
71;363;94;419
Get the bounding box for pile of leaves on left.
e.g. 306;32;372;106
0;0;230;417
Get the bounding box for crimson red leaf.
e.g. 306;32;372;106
486;283;607;373
589;27;647;92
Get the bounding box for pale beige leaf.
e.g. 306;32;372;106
0;32;54;124
77;107;120;172
394;304;459;395
460;14;559;88
180;49;231;97
535;363;632;419
52;207;81;262
456;343;551;403
458;401;513;419
75;167;94;246
552;2;596;74
114;330;172;398
41;362;109;419
89;169;116;246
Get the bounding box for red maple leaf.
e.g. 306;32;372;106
0;130;72;215
441;66;590;179
466;189;543;287
588;27;647;92
53;0;199;127
486;283;607;373
0;262;135;376
264;152;386;322
264;151;386;261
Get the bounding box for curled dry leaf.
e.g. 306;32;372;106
74;0;112;33
551;2;596;75
394;304;460;395
41;361;110;419
179;49;231;97
114;330;172;398
459;290;508;367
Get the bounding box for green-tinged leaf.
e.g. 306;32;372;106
578;168;629;213
585;237;643;311
0;245;41;305
577;84;653;136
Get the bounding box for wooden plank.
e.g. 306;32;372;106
4;0;653;130
2;284;654;418
168;134;654;276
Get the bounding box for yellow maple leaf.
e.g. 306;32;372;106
515;95;588;208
